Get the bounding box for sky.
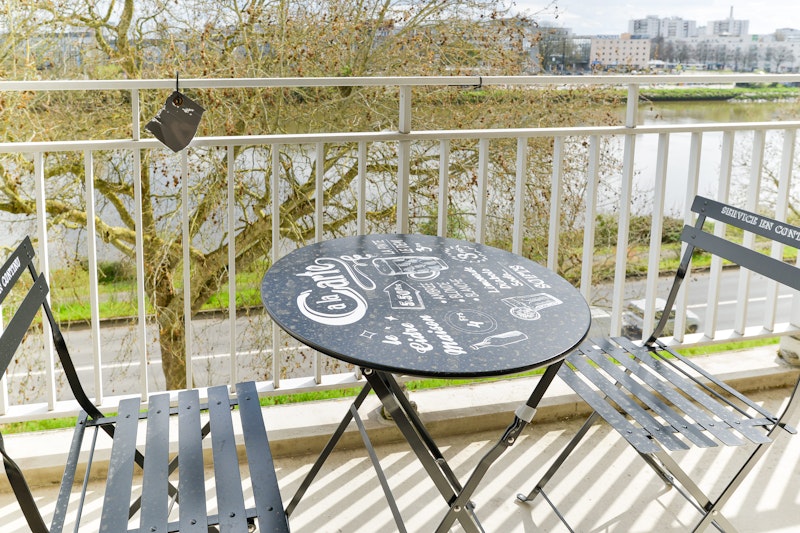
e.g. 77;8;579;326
512;0;800;36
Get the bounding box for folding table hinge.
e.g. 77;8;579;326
515;404;537;423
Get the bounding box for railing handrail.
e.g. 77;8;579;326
1;73;799;92
4;121;800;154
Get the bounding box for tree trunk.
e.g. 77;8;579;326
157;309;187;390
147;249;188;390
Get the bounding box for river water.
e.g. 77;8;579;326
628;99;800;215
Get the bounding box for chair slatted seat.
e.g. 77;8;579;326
0;236;290;532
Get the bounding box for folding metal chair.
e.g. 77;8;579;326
518;196;800;532
0;236;289;532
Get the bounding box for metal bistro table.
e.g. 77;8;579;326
261;234;590;532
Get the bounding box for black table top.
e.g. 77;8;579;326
261;234;590;378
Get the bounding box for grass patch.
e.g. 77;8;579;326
258;387;365;406
0;416;78;435
679;336;779;357
638;85;800;102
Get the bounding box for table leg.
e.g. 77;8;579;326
349;403;408;532
434;361;565;533
365;369;484;533
284;383;373;517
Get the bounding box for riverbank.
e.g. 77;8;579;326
639;84;800;102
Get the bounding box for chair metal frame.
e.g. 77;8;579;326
518;196;800;532
0;236;290;532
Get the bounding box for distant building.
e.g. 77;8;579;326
629;16;661;39
629;16;697;39
624;10;798;72
709;7;749;37
590;35;651;70
777;28;800;41
661;17;698;39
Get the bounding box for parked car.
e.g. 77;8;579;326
621;298;701;339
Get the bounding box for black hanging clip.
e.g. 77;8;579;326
145;72;205;153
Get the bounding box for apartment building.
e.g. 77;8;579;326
590;35;651;70
629;16;697;39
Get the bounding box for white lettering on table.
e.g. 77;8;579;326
507;265;551;289
295;258;372;326
503;293;563;321
419;315;468;355
381;322;434;353
384;280;425;309
481;268;512;290
470;330;528;350
464;267;500;293
389;238;414;254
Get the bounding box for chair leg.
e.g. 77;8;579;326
638;447;676;487
517;411;600;503
653;451;737;533
693;382;800;532
689;441;775;532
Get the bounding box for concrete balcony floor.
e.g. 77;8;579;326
2;347;799;532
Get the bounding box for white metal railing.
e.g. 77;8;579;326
1;73;799;422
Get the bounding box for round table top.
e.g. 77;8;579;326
261;234;591;378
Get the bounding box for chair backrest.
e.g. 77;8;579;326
0;236;100;419
648;195;800;344
1;237;107;532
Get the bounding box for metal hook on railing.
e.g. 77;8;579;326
173;72;183;107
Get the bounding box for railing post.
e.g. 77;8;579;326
547;137;564;271
734;130;766;335
512;137;527;255
610;83;640;336
768;129;796;329
475;138;489;244
396;85;412;233
227;145;238;386
84;150;104;406
132;148;149;400
358;141;367;235
131;89;140;141
271;144;282;388
315;142;325;243
33;152;57;410
610;135;636;336
704;130;736;339
182;151;193;389
579;135;600;301
642;133;670;336
674;131;703;342
438;139;451;238
625;83;639;128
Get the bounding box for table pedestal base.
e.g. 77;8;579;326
285;362;564;532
